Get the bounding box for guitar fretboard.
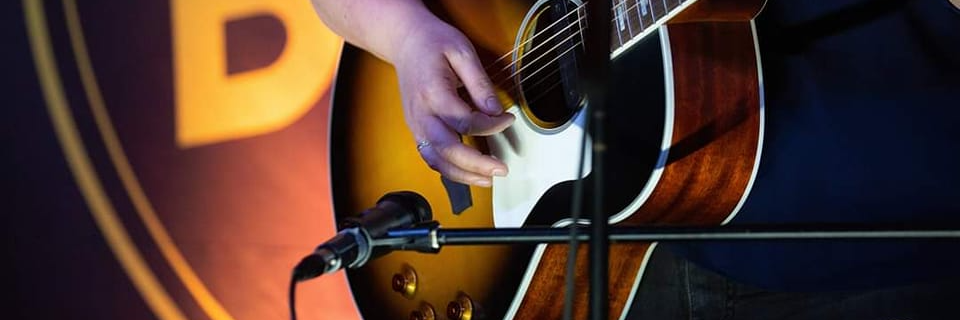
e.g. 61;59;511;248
609;0;696;57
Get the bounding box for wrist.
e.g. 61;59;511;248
312;0;438;63
380;4;445;64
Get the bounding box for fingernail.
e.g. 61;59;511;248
491;168;507;177
473;178;492;187
485;96;502;114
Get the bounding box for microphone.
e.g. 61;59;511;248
293;191;432;281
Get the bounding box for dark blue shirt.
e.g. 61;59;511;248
671;0;960;291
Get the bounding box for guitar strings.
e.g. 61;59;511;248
499;42;585;105
483;0;670;73
483;2;588;70
484;0;671;74
485;11;586;83
482;0;673;104
488;38;581;97
523;66;573;107
483;1;616;80
493;31;584;90
504;63;571;107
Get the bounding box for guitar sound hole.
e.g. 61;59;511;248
516;1;586;129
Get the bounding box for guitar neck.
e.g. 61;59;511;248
609;0;698;58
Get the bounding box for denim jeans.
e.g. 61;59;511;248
626;248;957;320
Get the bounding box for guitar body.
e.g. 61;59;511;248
329;0;765;319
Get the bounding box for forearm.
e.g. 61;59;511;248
310;0;435;63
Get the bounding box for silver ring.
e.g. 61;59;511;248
416;140;431;151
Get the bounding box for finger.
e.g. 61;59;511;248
417;138;494;187
435;111;514;136
444;43;504;116
460;112;515;136
421;116;508;179
434;140;509;178
420;147;493;187
429;87;515;136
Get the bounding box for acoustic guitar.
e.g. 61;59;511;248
329;0;765;319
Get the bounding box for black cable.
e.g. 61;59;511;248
562;78;592;320
586;34;610;320
289;275;298;320
582;1;612;319
562;0;611;318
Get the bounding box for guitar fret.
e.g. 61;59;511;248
610;0;687;54
631;0;645;32
611;6;623;52
647;0;667;20
623;0;643;37
629;0;644;31
648;0;657;21
642;0;656;26
612;0;626;50
621;0;634;39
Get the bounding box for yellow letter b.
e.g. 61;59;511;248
172;0;341;148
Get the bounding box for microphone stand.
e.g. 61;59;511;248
290;215;960;320
371;222;960;252
581;1;612;319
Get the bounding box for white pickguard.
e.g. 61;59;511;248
487;0;701;229
487;106;592;228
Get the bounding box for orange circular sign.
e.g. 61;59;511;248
23;0;355;319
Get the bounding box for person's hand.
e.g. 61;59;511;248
390;13;515;187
